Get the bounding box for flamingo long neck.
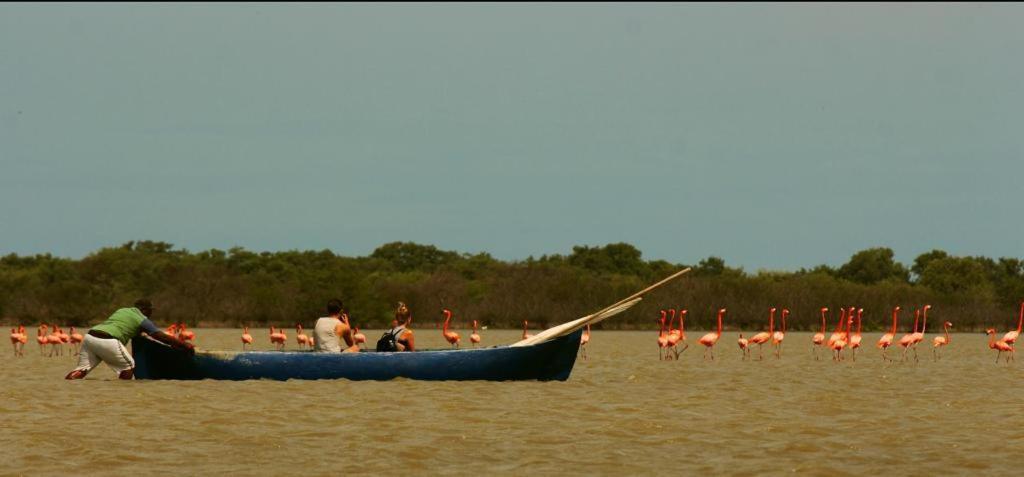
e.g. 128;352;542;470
716;311;723;336
243;326;248;334
781;311;787;333
768;309;775;334
836;309;846;333
912;311;919;333
988;331;996;348
658;318;665;338
443;311;452;333
472;320;478;332
943;323;950;341
668;309;676;333
680;311;687;335
856;311;862;336
890;309;899;335
921;309;927;334
820;310;826;334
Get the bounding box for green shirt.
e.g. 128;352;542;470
92;307;149;345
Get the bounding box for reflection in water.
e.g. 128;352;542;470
2;329;1020;474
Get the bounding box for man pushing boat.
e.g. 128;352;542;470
65;299;194;380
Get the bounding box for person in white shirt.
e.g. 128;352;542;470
313;299;359;353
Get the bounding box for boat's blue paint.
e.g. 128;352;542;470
132;329;582;381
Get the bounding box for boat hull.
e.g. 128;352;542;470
132;329;582;381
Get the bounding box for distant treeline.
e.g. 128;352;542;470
1;241;1021;332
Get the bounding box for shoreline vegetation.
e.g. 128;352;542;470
1;241;1021;332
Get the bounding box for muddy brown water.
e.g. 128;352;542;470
2;329;1021;475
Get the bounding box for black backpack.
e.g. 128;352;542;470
376;327;404;352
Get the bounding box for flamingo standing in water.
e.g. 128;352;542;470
36;325;48;356
772;309;787;359
656;313;669;360
830;312;851;361
241;326;253;350
353;328;367;349
747;308;775;361
295;324;310;349
812;308;828;360
442;309;461;348
827;308;848;350
178;323;196;343
522;321;533;340
69;326;84;355
849;308;864;361
269;326;286;350
877;306;901;362
469;321;481;347
906;305;929;363
47;326;64;357
737;333;750;360
1001;302;1023;345
675;309;690;356
698;309;726;360
9;327;21;357
933;321;952;360
899;309;920;362
665;309;680;360
579;324;591;360
986;328;1014;363
17;326;28;357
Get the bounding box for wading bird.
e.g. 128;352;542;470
772;309;787;359
665;309;680;360
1001;302;1023;345
906;305;929;362
656;313;669;360
933;321;952;360
36;325;48;356
295;324;310;349
178;323;196;342
830;312;851;361
698;309;726;360
69;326;84;355
849;309;863;361
241;326;253;350
522;321;533;340
9;327;21;357
986;328;1014;364
812;308;827;360
737;333;749;360
470;321;481;347
747;308;775;360
877;306;900;361
269;326;286;350
827;308;848;350
579;324;591;360
899;309;920;362
442;309;461;348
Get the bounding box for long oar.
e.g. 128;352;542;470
510;267;692;347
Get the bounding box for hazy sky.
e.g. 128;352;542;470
2;3;1022;270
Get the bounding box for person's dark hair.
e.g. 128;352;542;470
327;299;344;315
134;298;153;315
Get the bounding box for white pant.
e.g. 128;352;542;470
72;334;135;375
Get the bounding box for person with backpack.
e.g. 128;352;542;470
377;302;415;352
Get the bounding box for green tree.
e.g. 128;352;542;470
837;247;909;284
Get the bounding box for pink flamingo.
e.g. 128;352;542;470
665;309;681;360
830;311;851;361
849;308;863;361
772;309;787;359
579;324;591;360
1001;302;1023;345
295;324;310;349
469;321;481;347
933;321;952;360
69;326;84;355
898;309;920;362
656;312;669;360
178;323;196;342
442;309;461;348
522;320;533;340
906;305;929;362
698;309;726;360
877;306;900;361
241;326;253;350
827;308;848;350
36;324;48;356
9;327;20;357
269;326;286;350
747;308;775;360
737;333;750;360
987;328;1015;363
812;308;827;360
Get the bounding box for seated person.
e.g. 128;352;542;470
378;302;415;352
313;299;359;353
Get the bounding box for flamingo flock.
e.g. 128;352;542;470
648;302;1024;365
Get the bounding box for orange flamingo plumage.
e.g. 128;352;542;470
737;333;750;360
656;312;669;360
877;306;900;361
898;309;920;362
747;308;775;360
932;321;952;360
295;324;310;349
698;309;726;360
772;309;787;359
469;321;481;347
1001;302;1023;345
441;309;461;348
353;327;367;349
579;324;591;360
849;308;863;361
812;308;827;360
987;328;1014;363
241;326;253;350
522;320;533;340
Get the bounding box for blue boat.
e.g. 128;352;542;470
132;329;583;381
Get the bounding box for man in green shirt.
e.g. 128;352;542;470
65;299;194;380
